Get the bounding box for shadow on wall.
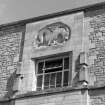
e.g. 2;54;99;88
89;88;105;105
72;55;80;87
5;70;17;98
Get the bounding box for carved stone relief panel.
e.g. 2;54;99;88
33;22;71;49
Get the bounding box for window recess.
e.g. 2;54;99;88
35;53;72;91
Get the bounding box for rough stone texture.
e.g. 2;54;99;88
83;8;105;105
84;9;105;87
0;25;25;98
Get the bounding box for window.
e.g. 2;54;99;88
35;52;72;91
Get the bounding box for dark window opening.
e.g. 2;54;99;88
36;53;72;91
45;59;63;69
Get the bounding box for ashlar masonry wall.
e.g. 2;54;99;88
15;90;84;105
20;12;84;92
14;11;86;105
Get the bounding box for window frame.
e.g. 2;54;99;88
34;51;72;91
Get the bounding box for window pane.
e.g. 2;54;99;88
50;73;56;88
64;57;69;69
45;67;62;73
44;74;50;89
45;59;63;69
36;53;71;91
38;62;44;74
63;71;69;86
37;75;43;91
56;72;62;87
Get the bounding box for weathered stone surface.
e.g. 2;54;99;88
1;4;105;105
89;89;105;105
0;26;25;98
85;12;105;86
20;12;84;92
15;91;83;105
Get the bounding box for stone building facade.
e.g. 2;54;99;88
0;2;105;105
